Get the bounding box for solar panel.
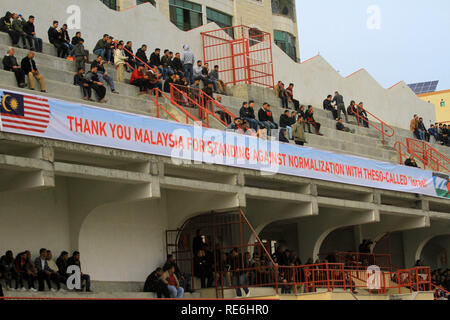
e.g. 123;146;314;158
407;80;439;94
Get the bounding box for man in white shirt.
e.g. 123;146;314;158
46;250;65;291
34;248;54;291
114;42;128;83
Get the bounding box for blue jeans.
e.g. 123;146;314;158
261;121;278;136
234;273;249;297
168;285;184;298
25;35;42;52
98;72;115;91
183;63;193;85
81;274;90;291
162;66;173;80
285;126;293;139
94;48;111;62
244;118;259;131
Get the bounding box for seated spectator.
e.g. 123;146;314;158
258;103;278;135
209;65;227;95
289;111;297;127
144;267;170;298
404;155;419;168
67;251;91;292
215;96;232;125
2;47;26;87
238;120;255;136
34;248;54;291
135;44;149;67
123;41;136;71
21;50;46;92
274;81;289;109
85;66;107;103
279;110;293;140
163;72;176;93
357;102;369;128
114;42;128;83
74;67;93;101
240;101;259;132
336;117;354;133
193;60;206;85
292;115;306;146
229;248;250;298
11;13;27;49
150;48;162;71
440;124;449;146
14;251;33;291
91;55;118;94
286;83;300;111
46;250;65;290
347;100;357;118
202;81;214;97
23;15;43;52
429;124;439;142
190;77;201;90
410;114;424;140
60;23;73;53
47;20;68;58
25;250;38;291
161;265;184;298
147;66;163;94
161;49;173;80
279;128;290;143
56;251;69;280
93;34;111;64
227;117;242;131
0;11;22;47
323;94;338;120
132;65;152;94
305;105;323;135
171;52;183;76
163;254;192;293
418;117;430;142
0;250;15;290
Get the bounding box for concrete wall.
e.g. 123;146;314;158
418;90;450;123
319;226;356;255
0;177;71;260
2;0;434;130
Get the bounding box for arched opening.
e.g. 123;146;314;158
420;235;450;270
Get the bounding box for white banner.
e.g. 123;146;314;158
0;89;449;199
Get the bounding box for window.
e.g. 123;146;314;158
441;100;446;108
136;0;156;5
274;30;297;61
169;0;203;31
100;0;118;10
271;0;296;22
207;8;233;37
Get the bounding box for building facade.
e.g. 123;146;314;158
102;0;300;62
418;89;450;123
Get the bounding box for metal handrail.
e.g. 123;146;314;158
406;138;449;172
354;104;395;145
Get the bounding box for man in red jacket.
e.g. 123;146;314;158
130;65;150;94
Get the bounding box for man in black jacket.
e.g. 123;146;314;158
124;41;136;71
2;47;26;87
144;267;170;298
47;21;68;58
150;48;162;70
404;155;419;168
74;68;93;101
279;110;293;139
91;55;118;94
171;52;183;76
23;15;43;52
0;11;21;47
21;51;46;92
135;44;149;67
323;94;338;120
258;103;278;135
67;251;91;292
332;91;348;123
239;101;258;131
229;248;250;297
85;66;107;102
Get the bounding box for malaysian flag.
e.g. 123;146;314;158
0;91;50;133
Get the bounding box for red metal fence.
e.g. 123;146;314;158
201;25;274;89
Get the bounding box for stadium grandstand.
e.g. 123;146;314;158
0;0;449;301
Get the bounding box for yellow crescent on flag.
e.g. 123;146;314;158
2;94;12;112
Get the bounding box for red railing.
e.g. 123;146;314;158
406;138;449;172
201;25;274;89
319;252;393;271
169;83;229;128
148;88;202;125
171;84;237;125
431;283;450;300
386;267;432;294
394;140;416;166
354;104;395;145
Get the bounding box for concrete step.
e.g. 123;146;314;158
0;70;156;114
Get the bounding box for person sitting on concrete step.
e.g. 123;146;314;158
2;47;26;87
20;50;46;92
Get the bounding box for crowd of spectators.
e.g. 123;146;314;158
0;248;91;294
431;268;450;300
410;114;449;147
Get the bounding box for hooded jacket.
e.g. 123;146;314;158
181;44;195;65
